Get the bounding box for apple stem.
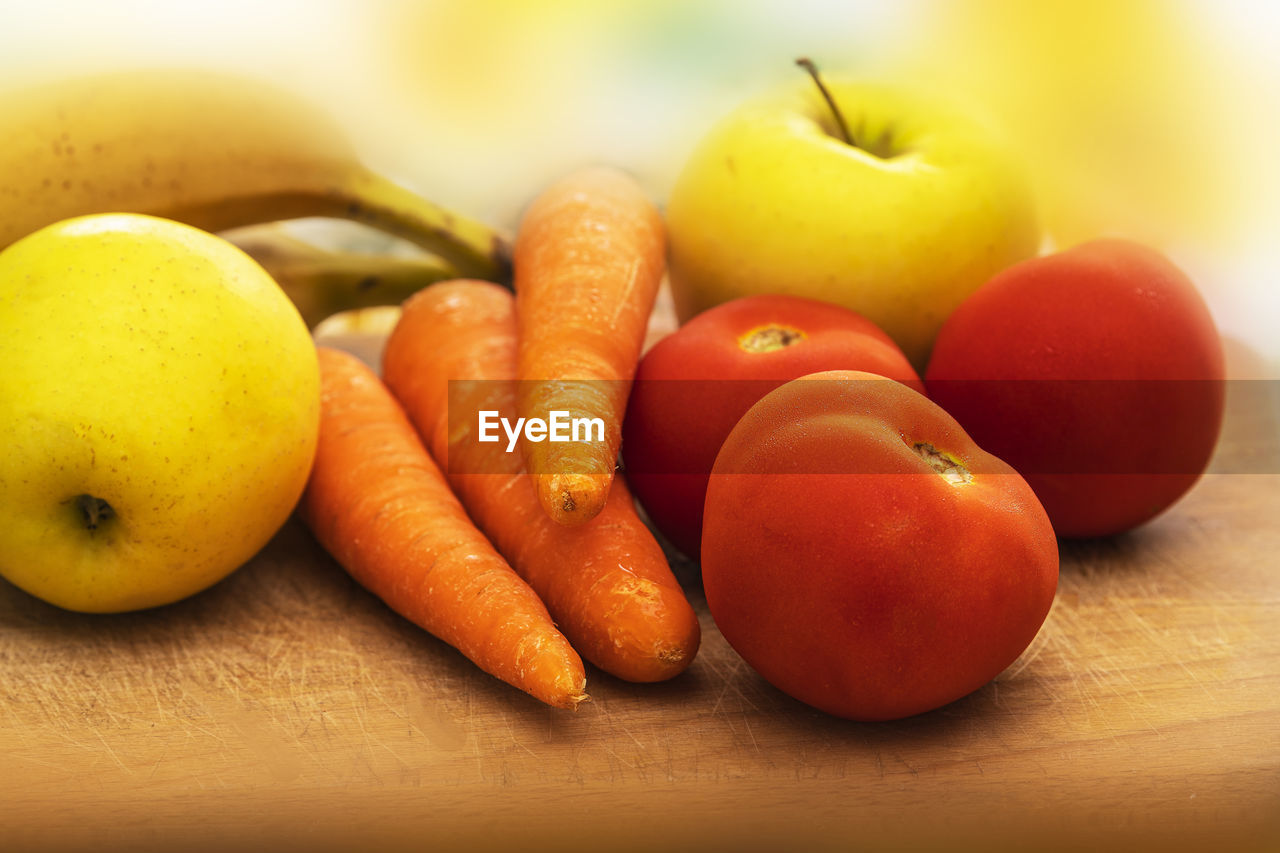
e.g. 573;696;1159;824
75;494;115;532
795;57;856;148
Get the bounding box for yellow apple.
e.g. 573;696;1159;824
0;214;320;612
665;75;1040;369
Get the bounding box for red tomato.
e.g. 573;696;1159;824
924;239;1225;537
623;294;922;558
702;371;1058;721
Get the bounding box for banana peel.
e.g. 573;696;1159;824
0;69;511;283
224;224;452;328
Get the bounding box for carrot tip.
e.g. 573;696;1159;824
538;472;609;526
658;645;694;666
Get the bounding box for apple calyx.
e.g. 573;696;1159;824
912;443;973;486
739;324;806;353
74;494;115;532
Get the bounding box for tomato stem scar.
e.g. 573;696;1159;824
739;325;806;353
912;443;972;485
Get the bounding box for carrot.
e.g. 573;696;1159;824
383;280;700;682
299;345;587;709
513;165;666;526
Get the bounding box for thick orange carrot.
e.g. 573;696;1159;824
513;166;666;526
383;280;700;682
300;345;587;708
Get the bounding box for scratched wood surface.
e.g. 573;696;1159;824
2;316;1278;853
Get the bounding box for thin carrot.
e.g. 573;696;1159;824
383;280;700;682
513;165;666;526
299;345;587;709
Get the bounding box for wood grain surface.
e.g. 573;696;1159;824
2;322;1277;853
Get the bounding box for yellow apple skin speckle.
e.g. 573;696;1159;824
0;213;320;613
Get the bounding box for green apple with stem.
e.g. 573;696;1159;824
0;213;320;612
665;59;1040;369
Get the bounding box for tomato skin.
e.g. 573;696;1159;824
623;294;921;558
702;371;1058;721
924;239;1225;538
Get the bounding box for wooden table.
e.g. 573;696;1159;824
2;334;1277;853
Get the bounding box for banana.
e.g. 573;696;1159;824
312;305;405;338
311;305;405;371
223;224;454;328
0;70;510;282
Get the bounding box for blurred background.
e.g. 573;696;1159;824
2;0;1277;373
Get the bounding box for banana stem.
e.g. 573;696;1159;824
336;169;513;285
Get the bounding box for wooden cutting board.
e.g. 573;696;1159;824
2;331;1277;853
